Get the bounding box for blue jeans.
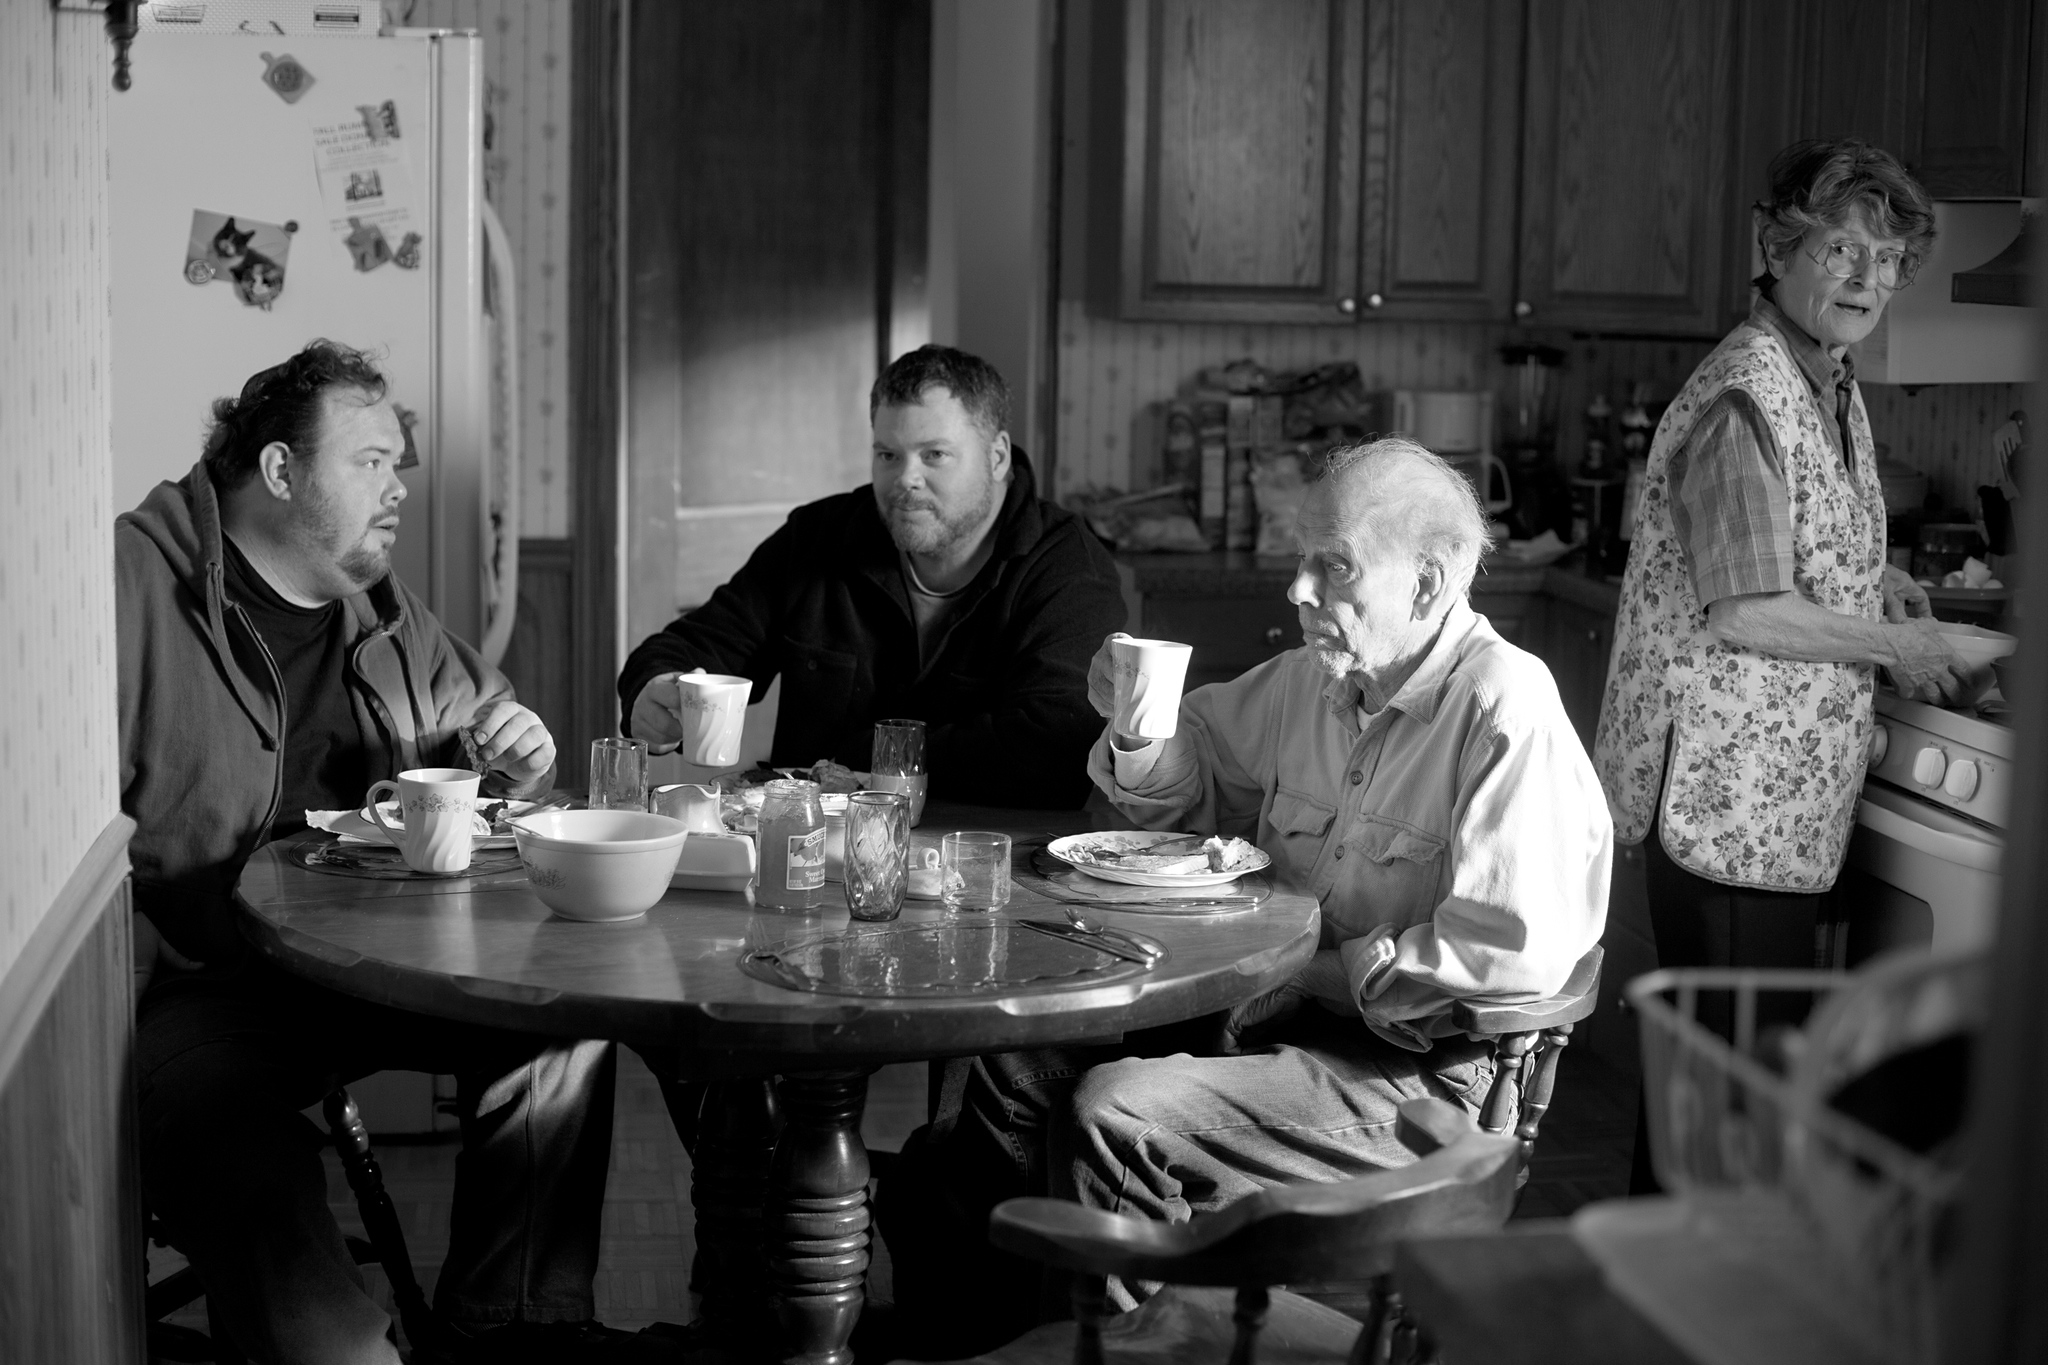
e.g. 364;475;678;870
1053;1014;1492;1306
138;964;616;1364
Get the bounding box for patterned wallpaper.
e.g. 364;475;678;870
0;0;121;977
400;0;573;538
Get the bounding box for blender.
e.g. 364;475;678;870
1499;344;1567;540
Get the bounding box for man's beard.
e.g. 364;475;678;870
885;481;997;557
293;478;391;590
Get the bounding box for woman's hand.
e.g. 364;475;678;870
1883;617;1972;704
1880;565;1933;622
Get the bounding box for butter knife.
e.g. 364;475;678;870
1016;918;1162;966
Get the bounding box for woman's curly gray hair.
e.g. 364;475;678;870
1753;139;1937;293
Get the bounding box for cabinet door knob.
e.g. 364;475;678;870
1585;628;1600;644
1514;300;1534;319
1366;292;1384;309
1337;296;1358;316
1263;626;1287;647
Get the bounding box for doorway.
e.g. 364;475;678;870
622;0;931;651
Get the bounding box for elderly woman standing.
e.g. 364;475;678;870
1597;140;1972;1041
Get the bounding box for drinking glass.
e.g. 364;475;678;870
843;791;909;922
941;831;1011;912
588;737;649;811
871;718;928;827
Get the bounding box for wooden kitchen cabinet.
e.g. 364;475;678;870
1800;0;2037;198
1094;0;1736;332
1532;587;1617;748
1102;0;1367;323
1515;0;1737;336
1357;0;1525;321
1095;0;1521;324
1141;593;1301;692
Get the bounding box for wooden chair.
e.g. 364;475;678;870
948;947;1605;1365
145;1086;459;1363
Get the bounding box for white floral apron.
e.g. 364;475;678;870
1593;320;1886;892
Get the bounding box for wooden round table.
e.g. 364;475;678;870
237;803;1319;1364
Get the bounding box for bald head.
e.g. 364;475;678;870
1308;437;1493;597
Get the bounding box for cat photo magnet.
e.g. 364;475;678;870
184;209;295;310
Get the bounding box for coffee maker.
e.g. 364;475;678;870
1499;343;1568;540
1391;390;1511;530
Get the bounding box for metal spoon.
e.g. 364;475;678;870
1063;908;1166;961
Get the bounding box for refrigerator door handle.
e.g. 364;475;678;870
477;197;520;668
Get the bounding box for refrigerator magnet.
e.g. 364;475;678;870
184;210;294;310
357;100;401;144
392;232;422;270
260;52;316;104
344;217;393;273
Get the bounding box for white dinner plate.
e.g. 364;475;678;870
1045;831;1270;888
327;800;541;850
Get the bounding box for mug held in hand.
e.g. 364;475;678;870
1110;635;1193;741
671;671;751;767
366;767;481;874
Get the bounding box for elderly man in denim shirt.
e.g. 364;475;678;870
1064;437;1610;1249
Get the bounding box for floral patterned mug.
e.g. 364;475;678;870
366;767;481;874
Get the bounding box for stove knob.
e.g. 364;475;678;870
1943;759;1980;801
1868;725;1890;764
1911;746;1948;788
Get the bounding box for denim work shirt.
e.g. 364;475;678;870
1089;600;1612;1050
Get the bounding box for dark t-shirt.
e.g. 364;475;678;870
222;538;369;834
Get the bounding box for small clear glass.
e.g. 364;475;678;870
871;718;928;827
843;791;909;922
588;737;649;811
941;831;1011;912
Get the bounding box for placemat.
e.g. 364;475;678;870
291;834;525;881
740;919;1154;998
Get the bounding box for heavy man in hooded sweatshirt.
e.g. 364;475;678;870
119;342;626;1364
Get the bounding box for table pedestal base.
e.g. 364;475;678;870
768;1070;872;1365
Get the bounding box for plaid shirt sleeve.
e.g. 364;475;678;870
1665;389;1795;608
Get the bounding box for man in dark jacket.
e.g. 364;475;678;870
121;342;619;1363
617;344;1125;808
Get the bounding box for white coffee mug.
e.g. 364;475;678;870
672;672;752;767
366;768;481;874
1109;635;1193;741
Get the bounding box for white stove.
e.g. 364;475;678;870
1864;690;2013;828
1835;690;2008;963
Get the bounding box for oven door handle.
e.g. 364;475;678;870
1855;798;2003;872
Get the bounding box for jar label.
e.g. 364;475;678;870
786;827;826;889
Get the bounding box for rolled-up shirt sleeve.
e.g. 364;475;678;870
1668;390;1796;610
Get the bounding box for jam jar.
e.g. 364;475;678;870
756;778;826;910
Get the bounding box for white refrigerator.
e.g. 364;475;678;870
111;19;506;653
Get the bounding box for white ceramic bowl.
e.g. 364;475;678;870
1936;625;2016;706
1938;623;2017;670
511;810;688;921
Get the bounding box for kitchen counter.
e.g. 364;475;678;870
1115;550;1618;611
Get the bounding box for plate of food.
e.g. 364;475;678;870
1045;830;1270;888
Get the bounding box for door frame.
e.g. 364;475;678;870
568;0;626;757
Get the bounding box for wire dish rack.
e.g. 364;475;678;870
1623;962;1972;1365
